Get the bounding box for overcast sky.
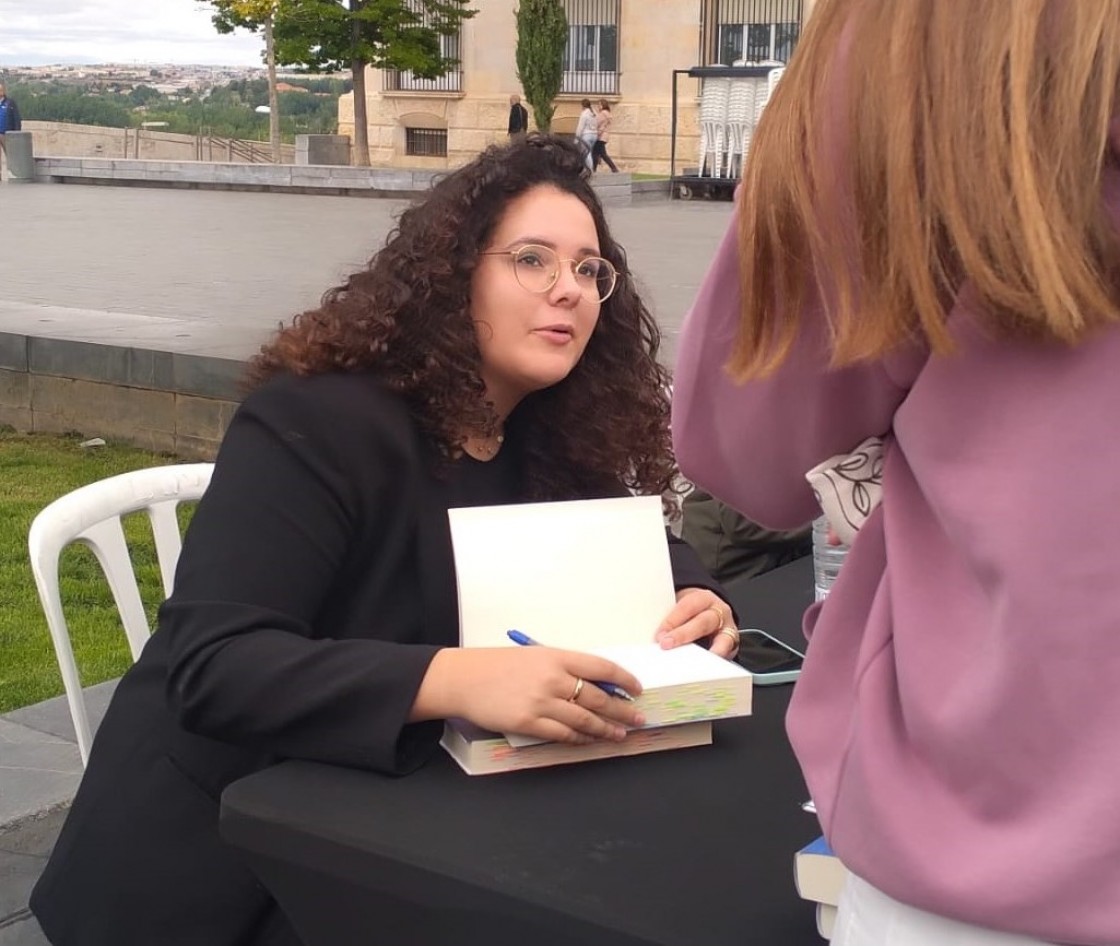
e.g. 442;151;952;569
0;1;266;67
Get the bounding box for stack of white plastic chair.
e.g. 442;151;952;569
698;75;732;178
754;65;787;125
725;78;762;180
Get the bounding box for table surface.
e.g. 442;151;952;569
221;557;821;946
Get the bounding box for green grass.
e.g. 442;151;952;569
631;173;670;181
0;429;196;713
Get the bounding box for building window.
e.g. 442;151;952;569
705;0;803;65
382;3;463;92
561;0;620;95
405;128;448;157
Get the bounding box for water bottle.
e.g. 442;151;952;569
812;516;849;602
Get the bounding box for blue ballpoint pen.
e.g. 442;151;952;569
506;629;636;702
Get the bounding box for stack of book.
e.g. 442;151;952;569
794;836;849;940
441;496;754;776
441;641;752;774
441;717;715;776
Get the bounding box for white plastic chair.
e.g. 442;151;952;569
725;78;762;179
28;463;214;765
754;66;787;124
767;66;786;101
698;75;732;178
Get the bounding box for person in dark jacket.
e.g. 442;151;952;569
0;83;22;180
30;135;737;946
507;93;529;139
680;487;811;584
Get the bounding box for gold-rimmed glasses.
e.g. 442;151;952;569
479;244;619;304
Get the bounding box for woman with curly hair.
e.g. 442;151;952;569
31;135;736;946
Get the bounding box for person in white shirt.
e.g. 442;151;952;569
574;99;598;172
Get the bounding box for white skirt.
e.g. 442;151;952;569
833;874;1058;946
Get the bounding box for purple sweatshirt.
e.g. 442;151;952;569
672;170;1120;943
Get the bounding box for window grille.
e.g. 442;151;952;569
405;127;448;157
561;0;621;96
382;2;463;93
704;0;803;65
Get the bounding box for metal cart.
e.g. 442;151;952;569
668;64;775;201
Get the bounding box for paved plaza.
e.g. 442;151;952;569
0;183;733;364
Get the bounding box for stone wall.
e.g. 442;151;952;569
0;333;243;460
31;156;637;204
24;121;296;164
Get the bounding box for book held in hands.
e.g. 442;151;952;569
444;496;753;774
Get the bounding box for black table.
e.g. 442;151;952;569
221;557;820;946
724;553;814;645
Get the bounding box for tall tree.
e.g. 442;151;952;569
272;0;474;166
199;0;283;163
515;0;567;133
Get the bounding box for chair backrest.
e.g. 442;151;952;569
28;463;215;765
699;76;732;120
767;66;786;100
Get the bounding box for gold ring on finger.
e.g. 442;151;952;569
706;604;728;631
717;626;741;653
567;677;585;702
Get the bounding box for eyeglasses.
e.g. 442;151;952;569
480;244;619;304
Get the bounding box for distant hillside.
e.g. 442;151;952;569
3;75;349;143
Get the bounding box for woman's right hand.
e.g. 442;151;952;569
411;647;645;745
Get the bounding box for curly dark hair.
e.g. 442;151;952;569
250;134;677;505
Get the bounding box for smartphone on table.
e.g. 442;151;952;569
733;628;805;685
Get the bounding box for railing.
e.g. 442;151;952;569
560;0;620;96
197;135;277;164
560;70;619;96
382;67;462;93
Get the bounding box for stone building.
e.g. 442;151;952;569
338;0;816;175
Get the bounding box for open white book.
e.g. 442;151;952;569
446;496;752;767
448;495;677;650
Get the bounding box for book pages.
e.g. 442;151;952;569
448;495;676;650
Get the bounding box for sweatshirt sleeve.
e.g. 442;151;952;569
158;377;441;775
671;216;922;531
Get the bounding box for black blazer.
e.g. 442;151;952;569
32;373;723;946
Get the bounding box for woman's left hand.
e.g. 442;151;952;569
654;588;740;659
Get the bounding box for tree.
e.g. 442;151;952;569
515;0;567;133
199;0;283;163
272;0;474;166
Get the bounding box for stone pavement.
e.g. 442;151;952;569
0;681;117;945
0;181;733;943
0;182;733;364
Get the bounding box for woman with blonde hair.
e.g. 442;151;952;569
674;1;1120;944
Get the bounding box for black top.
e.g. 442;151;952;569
508;102;529;134
31;372;723;946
